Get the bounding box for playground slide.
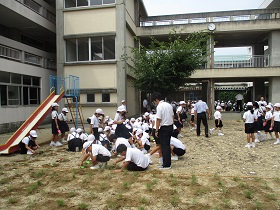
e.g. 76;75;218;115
0;91;64;154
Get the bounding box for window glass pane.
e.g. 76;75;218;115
30;88;38;104
91;37;102;60
65;0;76;8
104;36;115;60
8;86;20;105
78;38;89;61
103;0;115;4
33;77;40;86
23;87;29;105
23;75;31;85
102;93;110;102
90;0;102;5
0;71;10;83
87;94;95;102
0;85;7;106
66;39;77;62
11;73;21;84
77;0;89;7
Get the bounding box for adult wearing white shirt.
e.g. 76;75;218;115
143;98;148;113
194;97;210;137
152;92;174;169
235;93;244;112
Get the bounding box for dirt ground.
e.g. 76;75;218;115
0;119;279;210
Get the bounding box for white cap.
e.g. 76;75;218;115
104;126;111;132
144;112;150;117
266;105;272;110
121;100;125;103
76;128;83;133
274;103;280;108
136;129;143;137
95;108;104;115
108;121;113;125
87;134;95;142
216;106;222;110
62;107;69;113
117;106;126;112
105;116;110;119
29;130;38;138
191;104;195;107
70;127;76;133
179;101;186;105
52;103;59;107
130;118;136;122
83;141;92;152
246;102;253;106
98;127;103;133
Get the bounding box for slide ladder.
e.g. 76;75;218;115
66;97;85;130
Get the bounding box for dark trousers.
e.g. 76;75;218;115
159;125;173;167
93;127;99;140
196;112;208;136
236;100;242;112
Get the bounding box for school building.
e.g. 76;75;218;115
0;0;280;133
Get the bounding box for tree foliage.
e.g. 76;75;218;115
124;31;209;95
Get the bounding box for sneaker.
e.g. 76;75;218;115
274;139;280;145
158;165;171;170
158;157;163;164
244;143;251;148
255;139;260;143
250;142;255;148
90;165;100;170
171;155;178;161
55;141;63;147
61;139;67;144
209;128;214;135
50;141;56;147
27;150;33;155
178;134;184;138
218;133;224;136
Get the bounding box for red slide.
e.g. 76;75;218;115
0;91;64;154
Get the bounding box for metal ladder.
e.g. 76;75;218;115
66;97;85;130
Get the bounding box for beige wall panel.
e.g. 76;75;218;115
65;64;117;89
126;0;135;22
126;29;135;66
64;8;116;35
126;76;138;117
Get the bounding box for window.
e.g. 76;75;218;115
24;53;42;66
65;0;115;8
66;36;115;62
102;93;110;102
0;71;41;106
87;94;95;102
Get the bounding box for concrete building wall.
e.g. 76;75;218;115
64;8;116;35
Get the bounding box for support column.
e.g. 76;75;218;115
206;34;215;69
115;0;127;107
253;79;266;102
56;0;64;78
268;31;280;66
268;77;280;104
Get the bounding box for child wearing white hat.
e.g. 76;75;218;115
20;130;40;154
243;102;257;148
272;103;280;144
58;107;69;144
90;108;104;141
209;106;224;136
50;103;62;147
263;105;274;140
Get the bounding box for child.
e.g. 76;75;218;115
114;144;149;172
170;136;186;160
20;130;40;155
50;103;62;147
272;103;280;144
263;105;274;140
58;107;69;143
80;141;111;169
90;108;104;140
209;106;224;136
253;102;265;143
189;104;196;131
243;102;257;148
135;129;151;154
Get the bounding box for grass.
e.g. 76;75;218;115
123;182;129;189
27;182;40;194
170;196;180;207
255;201;264;210
68;191;76;198
233;176;240;182
146;183;152;191
266;193;277;200
244;190;253;199
56;199;65;207
223;199;231;208
78;203;89;210
30;170;45;178
141;197;147;204
7;197;17;204
191;174;198;185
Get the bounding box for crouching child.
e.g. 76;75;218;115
20;130;40;155
114;144;149;172
80;141;111;169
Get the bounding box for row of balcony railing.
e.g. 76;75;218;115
0;44;56;70
140;8;280;27
15;0;56;24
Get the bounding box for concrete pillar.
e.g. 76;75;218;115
268;31;280;66
56;0;64;78
268;77;280;104
115;0;127;107
253;79;266;102
206;34;215;69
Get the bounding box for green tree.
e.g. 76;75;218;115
124;31;209;95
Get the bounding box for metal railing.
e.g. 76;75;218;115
140;8;280;27
0;45;21;61
214;55;270;69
